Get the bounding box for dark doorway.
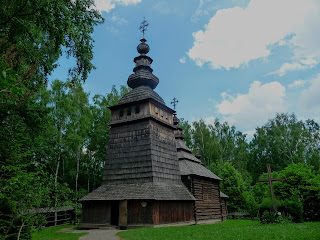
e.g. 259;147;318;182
110;201;119;225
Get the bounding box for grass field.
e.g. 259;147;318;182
117;220;320;240
31;225;88;240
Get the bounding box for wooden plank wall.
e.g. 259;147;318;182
193;178;222;221
81;201;110;224
153;201;193;224
127;200;153;224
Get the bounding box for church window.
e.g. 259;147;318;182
165;112;168;119
127;107;132;116
119;109;124;117
160;109;163;117
155;106;158;114
202;185;212;201
135;105;140;114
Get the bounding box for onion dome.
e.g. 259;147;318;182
127;38;159;89
137;38;150;54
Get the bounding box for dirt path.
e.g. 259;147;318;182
61;227;121;240
77;229;121;240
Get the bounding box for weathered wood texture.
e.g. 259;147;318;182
119;200;128;228
221;198;228;221
182;177;222;221
103;120;181;185
127;200;153;224
81;201;110;224
153;201;194;224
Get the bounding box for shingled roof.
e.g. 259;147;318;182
220;191;229;198
117;85;165;106
175;124;222;181
179;160;222;180
79;182;195;201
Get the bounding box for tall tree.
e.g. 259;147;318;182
249;113;320;180
86;85;130;190
1;0;104;83
183;118;250;174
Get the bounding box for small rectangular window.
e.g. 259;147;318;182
155;106;158;114
127;107;131;116
119;109;124;117
135;105;140;114
160;109;164;117
165;112;168;119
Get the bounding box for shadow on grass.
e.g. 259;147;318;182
32;225;88;240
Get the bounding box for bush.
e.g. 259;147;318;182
254;163;320;223
260;211;292;224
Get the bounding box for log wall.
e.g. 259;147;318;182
221;198;228;221
182;177;222;221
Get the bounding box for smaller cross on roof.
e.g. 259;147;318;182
171;97;179;110
139;17;149;38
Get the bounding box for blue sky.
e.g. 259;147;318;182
50;0;320;137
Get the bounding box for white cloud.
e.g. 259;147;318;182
187;0;320;73
93;0;141;13
299;74;320;113
268;62;312;77
191;0;206;22
110;15;128;25
288;80;307;88
179;57;186;64
216;81;287;128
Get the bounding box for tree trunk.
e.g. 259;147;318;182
54;125;63;226
75;146;80;221
17;218;25;240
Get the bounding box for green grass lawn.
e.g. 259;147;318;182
117;220;320;240
31;225;88;240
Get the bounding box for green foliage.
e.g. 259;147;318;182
254;163;320;222
180;118;250;176
260;211;292;224
0;165;72;239
249;113;320;179
1;0;104;82
117;220;320;240
209;162;249;212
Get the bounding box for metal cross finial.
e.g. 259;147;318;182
139;17;149;38
171;97;179;110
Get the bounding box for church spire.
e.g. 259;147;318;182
127;18;159;90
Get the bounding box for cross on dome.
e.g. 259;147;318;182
139;17;149;38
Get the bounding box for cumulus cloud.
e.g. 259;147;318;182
299;74;320;113
288;80;307;88
187;0;320;74
93;0;141;13
216;81;287;128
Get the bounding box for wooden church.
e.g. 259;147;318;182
80;25;227;228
